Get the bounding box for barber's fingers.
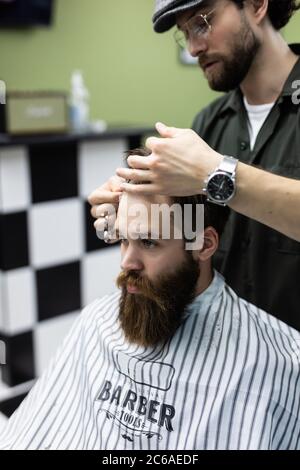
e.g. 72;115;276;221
93;213;116;232
94;214;119;245
155;121;185;138
146;122;191;151
88;176;124;206
116;167;154;182
95;227;119;244
126;154;156;170
108;175;125;191
120;182;162;195
90;202;118;219
88;188;121;207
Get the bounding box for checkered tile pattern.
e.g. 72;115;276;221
0;131;147;415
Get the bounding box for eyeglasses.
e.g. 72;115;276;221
174;8;216;49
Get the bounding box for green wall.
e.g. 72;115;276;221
0;0;299;128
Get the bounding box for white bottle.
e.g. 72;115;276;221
70;70;90;132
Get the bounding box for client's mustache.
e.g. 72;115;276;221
116;271;165;308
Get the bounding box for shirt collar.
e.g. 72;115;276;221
281;43;300;97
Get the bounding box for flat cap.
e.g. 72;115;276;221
153;0;205;33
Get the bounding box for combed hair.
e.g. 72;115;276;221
124;148;230;239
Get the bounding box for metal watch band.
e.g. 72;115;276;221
218;155;238;175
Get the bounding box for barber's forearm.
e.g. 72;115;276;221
229;162;300;242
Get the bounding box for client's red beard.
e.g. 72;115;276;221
116;255;200;348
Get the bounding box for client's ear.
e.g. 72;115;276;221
197;226;219;261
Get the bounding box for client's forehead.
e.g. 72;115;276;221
117;193;173;238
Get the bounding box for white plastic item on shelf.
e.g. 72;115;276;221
69;70;90;132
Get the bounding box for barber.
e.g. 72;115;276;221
90;0;300;330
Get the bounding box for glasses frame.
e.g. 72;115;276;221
174;8;217;49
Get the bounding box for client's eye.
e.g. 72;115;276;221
141;239;157;249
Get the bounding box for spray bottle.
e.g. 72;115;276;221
70;70;90;132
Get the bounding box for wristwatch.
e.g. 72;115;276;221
203;155;238;206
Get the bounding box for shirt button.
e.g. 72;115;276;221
240;141;248;150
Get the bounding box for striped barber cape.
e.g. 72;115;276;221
0;271;299;450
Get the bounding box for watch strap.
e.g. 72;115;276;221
218;155;238;175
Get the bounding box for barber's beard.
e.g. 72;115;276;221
200;14;260;92
116;255;200;348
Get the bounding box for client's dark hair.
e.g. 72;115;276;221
124;148;230;239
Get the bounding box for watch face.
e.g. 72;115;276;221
206;173;235;202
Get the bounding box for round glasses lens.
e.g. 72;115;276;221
192;16;209;35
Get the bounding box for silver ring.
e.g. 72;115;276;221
104;215;109;231
103;215;110;243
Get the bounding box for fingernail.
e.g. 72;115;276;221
156;121;165;128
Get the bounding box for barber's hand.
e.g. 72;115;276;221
116;122;222;196
88;175;124;243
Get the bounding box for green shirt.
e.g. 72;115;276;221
192;44;300;331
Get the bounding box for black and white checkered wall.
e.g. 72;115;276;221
0;131;148;417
